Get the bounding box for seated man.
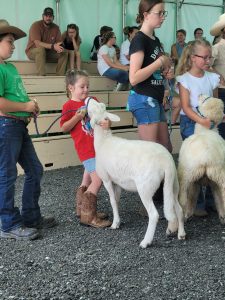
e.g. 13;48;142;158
25;7;68;76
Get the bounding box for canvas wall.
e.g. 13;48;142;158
0;0;224;61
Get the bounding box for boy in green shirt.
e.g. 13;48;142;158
0;20;56;240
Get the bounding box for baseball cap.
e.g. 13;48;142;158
43;7;54;16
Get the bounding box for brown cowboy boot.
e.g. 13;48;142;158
75;186;108;219
75;186;87;217
80;192;111;228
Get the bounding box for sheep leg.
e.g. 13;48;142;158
137;184;159;248
187;182;200;216
166;177;186;240
178;178;189;219
219;185;225;224
210;181;225;223
103;180;121;229
207;169;225;223
179;180;198;219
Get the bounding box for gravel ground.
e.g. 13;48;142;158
1;165;225;300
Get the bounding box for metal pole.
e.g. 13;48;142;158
55;0;60;26
122;0;129;42
176;0;178;32
122;0;125;41
177;1;223;8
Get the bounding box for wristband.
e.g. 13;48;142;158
51;43;55;50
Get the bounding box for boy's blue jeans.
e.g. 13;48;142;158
180;115;214;211
0;117;43;231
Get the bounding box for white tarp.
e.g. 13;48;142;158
0;0;224;60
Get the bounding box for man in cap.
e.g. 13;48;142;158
25;7;68;76
210;13;225;139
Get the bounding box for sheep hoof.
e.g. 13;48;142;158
166;228;174;236
219;216;225;224
166;221;178;236
178;233;186;240
111;222;120;229
139;240;151;248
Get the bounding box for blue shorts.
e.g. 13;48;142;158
180;115;195;140
127;91;166;125
82;158;96;173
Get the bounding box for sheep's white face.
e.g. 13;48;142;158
198;95;224;124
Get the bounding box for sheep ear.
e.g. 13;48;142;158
106;112;120;122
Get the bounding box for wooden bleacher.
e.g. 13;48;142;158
10;60;182;174
11;60;99;75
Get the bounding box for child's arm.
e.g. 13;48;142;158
0;97;39;114
61;110;85;133
179;83;211;129
129;52;171;86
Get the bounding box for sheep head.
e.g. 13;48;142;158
85;97;120;128
198;95;224;125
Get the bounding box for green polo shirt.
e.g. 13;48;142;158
0;62;31;117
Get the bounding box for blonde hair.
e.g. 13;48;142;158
175;39;211;76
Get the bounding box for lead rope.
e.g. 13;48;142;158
33;109;78;136
33;97;92;136
167;79;175;136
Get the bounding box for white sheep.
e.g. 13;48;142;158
178;95;225;222
86;97;186;248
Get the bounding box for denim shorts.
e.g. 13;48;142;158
82;158;96;173
180;115;195;140
127;91;166;125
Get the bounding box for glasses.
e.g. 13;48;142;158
194;54;214;61
149;10;168;17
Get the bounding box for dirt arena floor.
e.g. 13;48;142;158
1;165;225;300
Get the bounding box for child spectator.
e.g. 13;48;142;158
97;31;129;90
60;70;111;228
176;39;220;216
62;23;82;71
120;26;139;66
0;20;56;240
90;26;112;61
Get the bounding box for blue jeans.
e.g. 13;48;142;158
0;117;43;231
180;115;214;210
103;67;128;83
180;115;195;140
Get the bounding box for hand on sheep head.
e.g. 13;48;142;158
75;109;86;120
99;119;111;130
